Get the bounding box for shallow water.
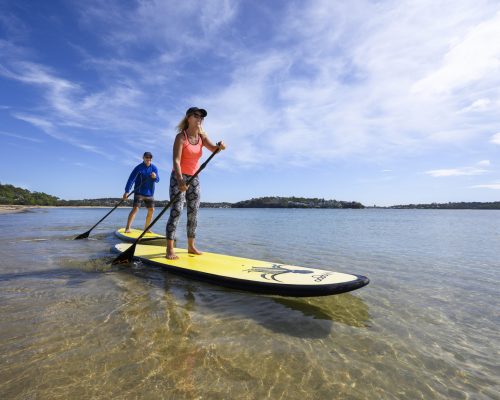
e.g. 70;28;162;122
0;208;499;399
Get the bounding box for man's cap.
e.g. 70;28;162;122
143;152;153;158
186;107;207;117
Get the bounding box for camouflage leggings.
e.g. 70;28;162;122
166;172;200;240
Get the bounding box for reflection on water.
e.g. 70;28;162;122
114;261;371;339
0;208;499;399
274;295;370;327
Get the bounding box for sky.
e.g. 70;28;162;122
1;0;499;206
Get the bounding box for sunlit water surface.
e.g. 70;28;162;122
0;208;498;399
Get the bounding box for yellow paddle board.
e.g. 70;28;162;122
112;243;369;297
115;228;166;245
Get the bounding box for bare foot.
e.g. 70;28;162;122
166;251;179;260
188;247;203;255
125;228;131;233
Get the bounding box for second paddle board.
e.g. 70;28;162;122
114;228;166;245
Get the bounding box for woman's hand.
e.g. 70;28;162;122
217;140;226;150
178;180;188;192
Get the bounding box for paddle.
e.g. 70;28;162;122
112;144;222;265
74;178;150;240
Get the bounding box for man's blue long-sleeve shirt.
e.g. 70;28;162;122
125;162;160;197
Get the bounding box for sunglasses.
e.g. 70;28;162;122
191;113;204;120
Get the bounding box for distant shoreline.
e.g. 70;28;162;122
2;204;500;215
3;183;499;210
0;205;127;214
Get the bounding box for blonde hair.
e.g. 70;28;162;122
176;115;189;134
175;113;206;143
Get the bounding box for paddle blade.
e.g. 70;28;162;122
111;243;136;265
74;231;91;240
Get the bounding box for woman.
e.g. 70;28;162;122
166;107;226;259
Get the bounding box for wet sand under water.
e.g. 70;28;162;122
0;208;498;399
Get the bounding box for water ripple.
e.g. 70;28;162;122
0;208;499;399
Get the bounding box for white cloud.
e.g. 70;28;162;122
471;183;500;189
13;113;54;131
0;130;42;142
1;62;84;118
12;113;110;157
1;59;165;158
426;168;487;177
3;0;500;169
77;0;237;53
460;98;493;112
206;0;500;166
426;160;491;177
411;10;500;96
491;132;500;145
477;160;490;166
1;62;150;126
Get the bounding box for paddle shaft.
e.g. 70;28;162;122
112;145;221;264
75;176;151;239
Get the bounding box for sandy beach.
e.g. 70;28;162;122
0;205;132;214
0;205;35;214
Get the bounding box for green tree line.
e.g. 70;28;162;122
0;183;60;205
3;183;498;209
0;184;364;208
389;202;500;210
230;196;365;209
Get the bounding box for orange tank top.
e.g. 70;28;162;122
179;130;203;175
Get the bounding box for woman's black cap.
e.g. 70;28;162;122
186;107;207;117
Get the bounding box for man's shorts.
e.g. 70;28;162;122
133;194;154;209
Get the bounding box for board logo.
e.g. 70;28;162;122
245;264;314;282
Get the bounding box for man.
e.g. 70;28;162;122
123;152;160;233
